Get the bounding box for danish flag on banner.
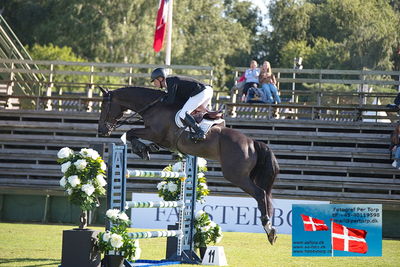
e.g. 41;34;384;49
153;0;169;52
332;222;368;254
300;214;329;231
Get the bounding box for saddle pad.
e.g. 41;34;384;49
175;110;225;134
199;118;225;133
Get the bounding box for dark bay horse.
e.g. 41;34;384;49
97;86;279;244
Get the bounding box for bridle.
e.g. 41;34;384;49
101;91;163;131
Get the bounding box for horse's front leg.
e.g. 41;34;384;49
126;128;156;160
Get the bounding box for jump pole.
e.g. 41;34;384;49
106;143;201;265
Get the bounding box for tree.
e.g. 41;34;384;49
3;0;256;89
265;0;399;70
171;0;252;88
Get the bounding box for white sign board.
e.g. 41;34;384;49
130;193;328;234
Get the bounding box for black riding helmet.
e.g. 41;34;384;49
151;68;167;82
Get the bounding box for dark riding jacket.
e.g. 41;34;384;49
164;76;207;104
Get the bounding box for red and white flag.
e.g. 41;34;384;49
332;222;368;254
300;214;329;231
153;0;169;52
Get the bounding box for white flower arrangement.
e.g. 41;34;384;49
57;147;107;211
157;157;210;202
97;209;141;262
193;210;223;249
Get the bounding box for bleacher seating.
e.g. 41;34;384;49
0;109;399;205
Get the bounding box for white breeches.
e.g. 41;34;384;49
176;86;213;127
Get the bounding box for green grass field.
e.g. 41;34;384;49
0;222;399;267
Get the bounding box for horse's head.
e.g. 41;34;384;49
98;87;126;136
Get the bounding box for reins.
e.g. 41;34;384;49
114;95;163;129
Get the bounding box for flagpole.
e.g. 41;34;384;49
165;0;173;68
331;219;334;257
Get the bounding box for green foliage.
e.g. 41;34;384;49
97;210;141;261
267;0;400;70
193;211;223;249
171;0;252;88
3;0;400;90
158;158;209;202
28;43;86;62
280;38;350;69
28;44;123;91
3;0;255;90
28;44;90;92
56;147;107;211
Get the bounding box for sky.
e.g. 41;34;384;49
253;0;269;15
251;0;271;28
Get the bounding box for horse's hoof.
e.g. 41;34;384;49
148;143;160;152
267;228;277;245
141;150;150;160
131;148;150;160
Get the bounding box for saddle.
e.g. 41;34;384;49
191;110;224;124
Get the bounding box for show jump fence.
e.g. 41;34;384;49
107;143;201;264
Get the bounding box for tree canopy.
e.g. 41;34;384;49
264;0;399;70
2;0;400;89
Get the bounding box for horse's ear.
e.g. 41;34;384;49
98;86;109;95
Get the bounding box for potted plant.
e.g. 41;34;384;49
97;209;141;267
57;147;107;228
157;157;210;203
57;147;107;267
193;210;223;259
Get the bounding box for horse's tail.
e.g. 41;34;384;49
250;140;279;217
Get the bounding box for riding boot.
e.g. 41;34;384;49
181;113;206;142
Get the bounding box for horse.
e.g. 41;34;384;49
97;86;279;244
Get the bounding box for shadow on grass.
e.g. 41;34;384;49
0;258;59;267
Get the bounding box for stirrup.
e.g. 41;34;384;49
190;130;206;142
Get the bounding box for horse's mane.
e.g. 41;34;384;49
115;86;165;100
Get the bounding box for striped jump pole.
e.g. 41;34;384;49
126;201;184;209
126;169;186;178
128;230;183;239
106;143;200;265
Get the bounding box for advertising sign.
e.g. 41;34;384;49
130;193;328;234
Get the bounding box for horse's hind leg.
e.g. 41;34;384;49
223;172;277;245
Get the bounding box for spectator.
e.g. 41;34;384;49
389;124;400;168
386;92;400;110
241;60;260;102
259;61;281;104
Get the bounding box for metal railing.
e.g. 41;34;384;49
0;15;44;98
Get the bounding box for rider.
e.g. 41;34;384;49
151;67;213;142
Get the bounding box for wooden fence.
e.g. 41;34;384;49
232;67;400;105
0;58;214;110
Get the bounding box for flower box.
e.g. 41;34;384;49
61;229;101;267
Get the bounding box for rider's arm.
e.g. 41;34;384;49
165;77;178;104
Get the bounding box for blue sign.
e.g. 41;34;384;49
292;204;382;257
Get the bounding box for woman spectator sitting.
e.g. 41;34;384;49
241;60;260;102
259;61;281;104
390;124;400;169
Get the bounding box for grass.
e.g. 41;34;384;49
0;222;399;267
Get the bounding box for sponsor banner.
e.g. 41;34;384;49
292;204;382;257
130;193;328;234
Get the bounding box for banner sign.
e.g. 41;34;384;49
130;193;328;234
292;204;382;257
